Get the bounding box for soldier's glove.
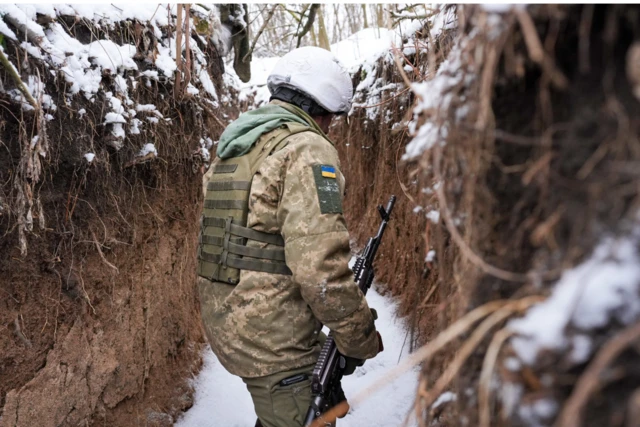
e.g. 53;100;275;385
340;355;364;376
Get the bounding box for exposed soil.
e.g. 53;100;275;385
406;4;640;425
0;16;236;427
334;5;640;425
330;22;457;353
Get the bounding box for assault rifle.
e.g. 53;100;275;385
303;195;396;427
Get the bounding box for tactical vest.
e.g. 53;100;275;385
197;122;319;285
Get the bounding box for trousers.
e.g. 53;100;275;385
243;364;315;427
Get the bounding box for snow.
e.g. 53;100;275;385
509;231;640;365
403;40;468;160
0;18;17;40
176;288;419;427
500;382;524;419
155;44;177;77
138;143;157;157
103;112;126;125
504;357;521;372
136;104;158;113
87;40;137;72
431;391;457;409
198;67;219;100
0;3;224;145
331;28;397;71
426;210;440;224
518;398;558;427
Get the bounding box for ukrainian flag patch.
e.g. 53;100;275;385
321;165;336;179
312;164;342;214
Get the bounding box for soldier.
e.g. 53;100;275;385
197;46;383;427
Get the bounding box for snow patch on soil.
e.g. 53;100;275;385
509;230;640;365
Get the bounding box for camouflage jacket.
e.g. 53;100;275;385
198;101;379;378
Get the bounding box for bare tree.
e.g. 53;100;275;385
317;5;331;50
296;4;320;48
242;3;430;59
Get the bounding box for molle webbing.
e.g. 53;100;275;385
198;122;317;284
202;217;285;245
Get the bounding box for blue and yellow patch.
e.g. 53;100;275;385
321;165;336;179
312;164;342;214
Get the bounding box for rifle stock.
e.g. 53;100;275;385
303;195;396;427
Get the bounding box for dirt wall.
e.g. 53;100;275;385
330;20;457;348
334;5;640;425
408;5;640;425
0;10;236;427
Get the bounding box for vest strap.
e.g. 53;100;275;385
228;224;285;246
207;181;252;191
204;199;248;210
199;251;292;276
227;241;286;261
202;217;285;246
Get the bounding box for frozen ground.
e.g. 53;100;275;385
176;286;419;427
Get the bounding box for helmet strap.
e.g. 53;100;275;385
270;87;331;117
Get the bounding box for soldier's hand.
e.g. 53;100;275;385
340;355;364;376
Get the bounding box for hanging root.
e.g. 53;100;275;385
91;229;119;274
309;297;543;427
417;296;542;415
432;145;529;282
555;321;640;427
479;328;515;427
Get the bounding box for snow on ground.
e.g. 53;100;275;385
176;287;419;427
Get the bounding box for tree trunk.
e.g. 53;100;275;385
317;5;331;51
361;4;369;28
376;4;385;27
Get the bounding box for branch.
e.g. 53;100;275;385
243;4;279;63
2;14;44;46
296;4;320;48
282;5;302;23
390;10;438;20
0;47;39;110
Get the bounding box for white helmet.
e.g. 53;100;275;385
267;46;353;114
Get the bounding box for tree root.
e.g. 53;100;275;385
556;321;640;427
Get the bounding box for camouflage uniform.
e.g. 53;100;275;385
198;100;379;425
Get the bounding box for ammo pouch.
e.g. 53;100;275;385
197;122;317;285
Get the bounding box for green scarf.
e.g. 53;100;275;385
216;104;309;159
